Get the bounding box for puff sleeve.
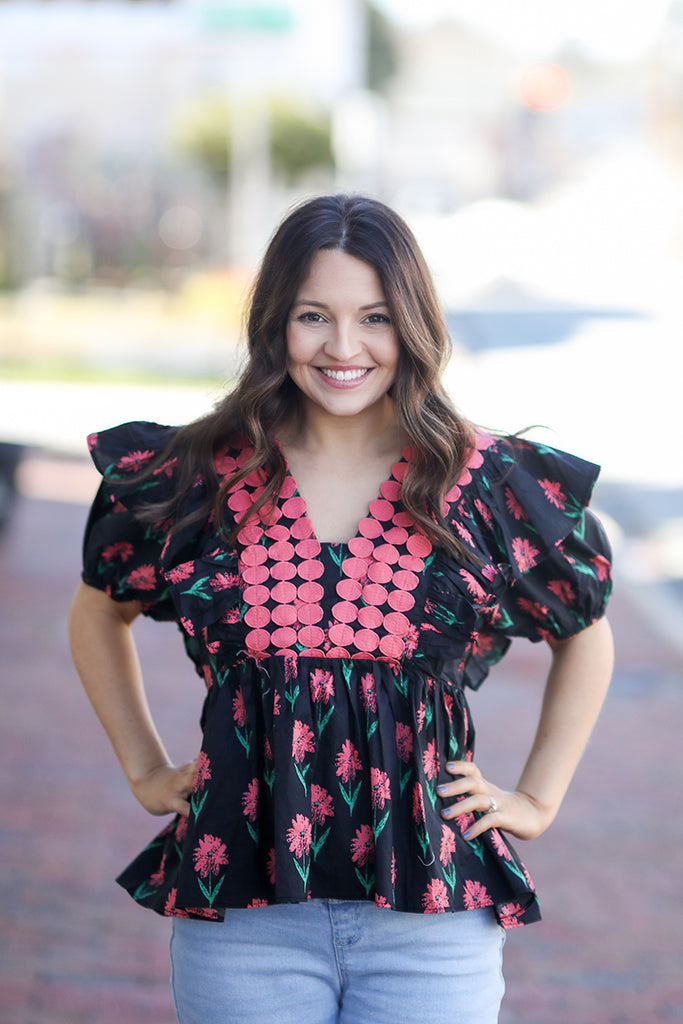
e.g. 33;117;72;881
81;421;181;621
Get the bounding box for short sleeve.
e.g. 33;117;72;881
81;421;180;621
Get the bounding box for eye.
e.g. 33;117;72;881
364;313;392;325
296;311;326;324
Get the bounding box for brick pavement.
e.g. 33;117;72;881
1;476;682;1024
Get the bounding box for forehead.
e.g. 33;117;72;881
296;249;385;300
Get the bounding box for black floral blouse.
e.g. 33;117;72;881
81;421;612;930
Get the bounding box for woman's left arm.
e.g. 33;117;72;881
439;615;614;841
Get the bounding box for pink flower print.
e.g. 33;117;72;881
591;554;611;581
273;691;281;716
117;448;154;472
101;541;134;564
233;690;248;728
375;894;390;908
266;848;276;885
404;624;419;657
149;852;167;888
264;737;273;761
463;879;493;910
310;669;335;704
443;691;454;721
153;456;177;478
221;607;241;624
241;779;259;822
416;702;426;732
422;878;449;913
192;834;228;879
350;824;375;866
539;478;566;509
499;902;525;928
517;596;549;621
180;616;195;636
360;673;377;714
505;487;528;521
292;721;315;764
454;811;475;836
287;814;312;858
439;825;456;866
396;722;413;763
548;579;576;605
193;752;212;792
490;828;512;861
412;781;426;825
454;520;474;546
512;537;539;573
210;572;240;592
481;563;497;582
459;569;487;602
474;498;493;528
391;848;397;885
176;816;189;842
310;785;334;825
370;768;391;810
335;740;362;783
248;898;270;908
126;565;157;590
422;740;439;782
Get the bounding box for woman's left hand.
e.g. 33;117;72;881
437;760;554;842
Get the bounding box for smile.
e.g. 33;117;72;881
318;368;371;382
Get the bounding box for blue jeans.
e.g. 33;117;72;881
170;900;505;1024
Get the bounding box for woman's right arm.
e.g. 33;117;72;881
68;581;196;817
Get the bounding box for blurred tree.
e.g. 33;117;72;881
172;96;334;185
363;0;397;93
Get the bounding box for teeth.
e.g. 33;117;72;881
320;368;370;381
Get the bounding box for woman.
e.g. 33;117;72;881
69;194;614;1024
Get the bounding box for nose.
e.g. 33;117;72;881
324;320;362;361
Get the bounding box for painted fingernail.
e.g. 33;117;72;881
446;762;458;772
463;830;471;839
436;785;448;796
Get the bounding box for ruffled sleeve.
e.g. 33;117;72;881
81;421;181;621
477;436;612;642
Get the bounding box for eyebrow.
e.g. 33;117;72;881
292;300;389;310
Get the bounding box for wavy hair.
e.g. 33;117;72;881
145;194;475;557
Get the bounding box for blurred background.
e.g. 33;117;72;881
0;2;682;1022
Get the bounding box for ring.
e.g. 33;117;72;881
486;795;498;814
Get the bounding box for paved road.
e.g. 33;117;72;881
0;456;681;1024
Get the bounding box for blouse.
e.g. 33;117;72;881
81;421;612;930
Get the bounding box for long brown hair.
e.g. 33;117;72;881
143;194;475;557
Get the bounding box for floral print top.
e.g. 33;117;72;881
81;421;612;929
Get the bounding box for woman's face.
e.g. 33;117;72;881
286;248;400;422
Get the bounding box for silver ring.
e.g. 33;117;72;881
486;795;498;814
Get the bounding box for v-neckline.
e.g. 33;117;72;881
276;442;411;548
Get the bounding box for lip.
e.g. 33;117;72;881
314;366;374;389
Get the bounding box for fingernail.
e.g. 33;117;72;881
463;830;471;839
436;785;448;796
446;762;458;772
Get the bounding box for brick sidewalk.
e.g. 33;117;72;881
1;490;681;1024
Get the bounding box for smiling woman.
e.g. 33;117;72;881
69;194;613;1024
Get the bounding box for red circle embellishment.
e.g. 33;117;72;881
244;469;265;487
295;538;321;559
357;606;383;629
392;512;413;528
392;461;408;482
271;626;298;648
244;605;271;628
332;601;358;624
347;537;374;559
358;517;384;539
328;623;354;646
380;479;402;502
367;562;392;585
384;611;410;635
298;581;325;603
335;578;362;601
398;554;424;573
393;569;419;591
227;489;252;513
298;559;324;581
236;447;253;468
327;647;350;659
341;557;368;580
384;525;408;546
238;524;263;546
241;544;267;567
297;625;324;647
241;564;269;586
297;604;323;625
407;534;432;558
373;543;399;565
387;590;415;612
379;634;405;659
271;604;298;626
271;580;297;603
444;484;461;503
245;628;270;652
281;495;306;518
279;476;297;499
354;628;379;652
362;583;388;606
299;646;325;658
268;540;295;562
290;517;314;540
243;584;269;606
368;498;394;521
264;524;290;542
270;561;297;581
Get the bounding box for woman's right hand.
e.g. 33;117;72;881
129;758;199;817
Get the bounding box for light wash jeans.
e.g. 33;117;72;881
170;900;505;1024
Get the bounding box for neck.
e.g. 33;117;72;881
285;397;405;460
